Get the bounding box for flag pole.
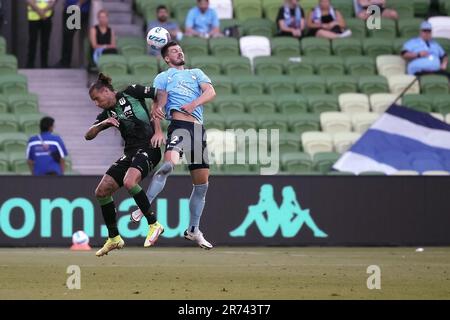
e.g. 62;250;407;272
392;76;419;106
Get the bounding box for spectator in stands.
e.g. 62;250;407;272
401;21;449;80
89;9;118;65
147;5;182;56
185;0;222;38
354;0;398;20
276;0;305;38
27;117;68;176
306;0;352;39
56;0;91;68
26;0;57;68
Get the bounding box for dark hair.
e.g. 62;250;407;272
89;73;114;95
157;5;168;12
40;116;55;133
161;40;180;59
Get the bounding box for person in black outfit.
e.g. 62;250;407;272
276;0;305;38
306;0;352;39
89;9;117;65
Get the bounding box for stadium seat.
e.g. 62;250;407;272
419;75;449;94
376;55;406;77
277;133;301;153
281;152;313;173
392;38;409;54
333;0;354;17
239;36;271;62
359;76;390;95
0;152;8;172
301;38;331;56
0;95;8;113
296;76;327;95
345;18;366;39
98;54;128;76
362;38;393;58
358;171;386;175
0;74;28;95
326;76;358;95
8;94;39;114
226;114;258;130
219;18;243;35
242;18;275;38
17;113;45;135
289;113;320;134
214;95;246;114
0;114;19;133
111;75;134;91
233;75;265;95
387;75;421;95
320;112;352;133
315;56;345;76
402;94;433;113
127;55;158;76
301;0;318;13
390;0;415;18
271;37;301;58
285;57;315;76
204;114;226;130
344;56;376;76
429;16;450;40
422;170;450;175
116;37;146;57
390;170;420;176
301;132;334;156
262;0;281;21
339;93;370;114
222;56;252;76
246;95;277;114
435;37;450;55
209;0;233;19
8;152;29;173
0;132;28;153
367;19;397;38
209;37;240;56
173;0;196;25
433;94;450;115
313;152;341;173
430;112;445;121
333;132;361;153
277;94;309;114
265;76;296;95
370;93;400;113
257;114;289;133
398;19;423;38
190;56;222;76
0;55;18;75
0;36;6;55
234;0;263;21
211;76;234;95
332;38;363;57
253;56;285;76
414;0;430;16
351;112;380;133
307;95;339;113
180;37;209;57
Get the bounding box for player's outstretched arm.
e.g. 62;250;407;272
181;83;216;114
84;117;119;140
151;89;167;121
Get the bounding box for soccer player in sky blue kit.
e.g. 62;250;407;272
131;41;216;249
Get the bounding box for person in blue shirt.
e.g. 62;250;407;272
26;116;68;176
130;41;216;250
402;21;449;80
185;0;222;38
147;5;182;56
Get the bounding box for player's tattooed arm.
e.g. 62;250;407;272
84;117;120;140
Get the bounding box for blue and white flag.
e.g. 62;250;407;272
333;104;450;174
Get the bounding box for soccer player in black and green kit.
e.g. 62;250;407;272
85;73;166;256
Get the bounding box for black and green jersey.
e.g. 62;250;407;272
94;84;157;153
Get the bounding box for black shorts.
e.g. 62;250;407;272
106;147;161;187
165;119;209;171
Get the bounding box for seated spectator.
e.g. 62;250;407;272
354;0;398;20
27;117;68;176
89;9;118;65
147;5;182;56
276;0;305;38
402;21;449;80
185;0;222;38
306;0;352;39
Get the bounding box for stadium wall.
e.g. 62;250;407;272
0;176;449;246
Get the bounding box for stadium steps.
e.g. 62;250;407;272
19;69;123;175
103;0;144;37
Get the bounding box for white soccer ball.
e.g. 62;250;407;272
147;27;170;50
72;230;89;245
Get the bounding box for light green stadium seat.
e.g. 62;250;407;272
367;19;397;38
388;74;420;95
271;37;301;58
277;133;301;153
344;56;376;76
284;57;315;75
370;93;399;113
320;112;352;133
0;95;8;113
390;0;415;18
219;18;243;35
245;95;277;114
209;37;240;56
17;113;46;135
265;76;296;95
301;38;331;56
8;152;29;173
98;54;128;76
433;94;450;115
0;74;28;95
419;75;449;94
376;55;406;77
281;152;313;173
326;76;358;95
402;94;433;113
234;1;263;21
296;76;327;95
214;95;246;114
277;94;309;114
204;113;226;130
307;95;339;114
253;56;285;76
339;93;370;114
222;56;252;76
226;114;258;130
116;37;146;57
301;0;318;13
190;56;222;76
0;114;19;133
141;0;171;20
398;19;423;38
0;36;6;55
0;55;18;75
233;76;265;95
242;18;275;37
315;56;345;76
0;132;28;153
257;114;289;133
289;114;320;134
210;76;233;95
301;131;334;156
332;38;363;56
180;37;209;57
351;112;380;133
8;94;39;114
358;76;390;95
111;75;134;91
127;55;159;76
0;152;9;172
345;18;367;38
362;38;393;58
333;132;361;153
313;152;341;174
392;38;409;54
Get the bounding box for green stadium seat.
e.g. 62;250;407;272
435;38;450;55
190;56;222;76
320;112;352;133
313;152;341;173
358;171;386;175
307;95;339;114
414;0;431;16
8;152;29;173
141;0;171;20
8;94;39;114
0;114;19;133
219;18;243;35
253;56;285;76
344;56;376;76
339;93;370;114
233;76;265;95
296;76;326;94
98;54;128;76
271;37;301;58
392;38;409;54
333;0;354;17
0;36;6;55
180;37;209;57
362;38;393;58
301;131;334;156
358;76;390;95
0;152;9;172
257;114;289;133
265;76;296;95
326;76;358;95
246;95;277;114
289;113;320;134
204;113;226;130
242;18;275;37
281;152;314;173
370;93;399;113
315;56;345;76
209;37;240;56
222;56;252;76
127;55;158;76
387;74;420;95
0;55;18;75
0;132;28;153
277;94;309;114
226;114;258;130
0;74;28;95
390;0;415;18
332;38;363;56
351;112;380;133
402;94;433;113
214;95;246;114
284;57;315;75
301;0;318;13
111;75;134;91
333;132;361;153
262;1;280;21
0;95;8;113
398;19;423;38
234;1;263;21
433;94;450;115
301;38;331;56
345;18;367;39
277;133;301;153
17;113;45;135
173;0;196;25
367;19;397;38
327;170;354;175
210;76;234;95
116;37;146;57
419;75;449;94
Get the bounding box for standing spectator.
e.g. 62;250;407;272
354;0;398;20
306;0;352;39
56;0;91;68
185;0;222;38
26;0;57;68
26;117;68;176
89;9;118;65
147;5;182;56
401;21;449;80
276;0;305;38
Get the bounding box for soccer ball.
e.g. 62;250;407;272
147;27;170;50
72;230;89;245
